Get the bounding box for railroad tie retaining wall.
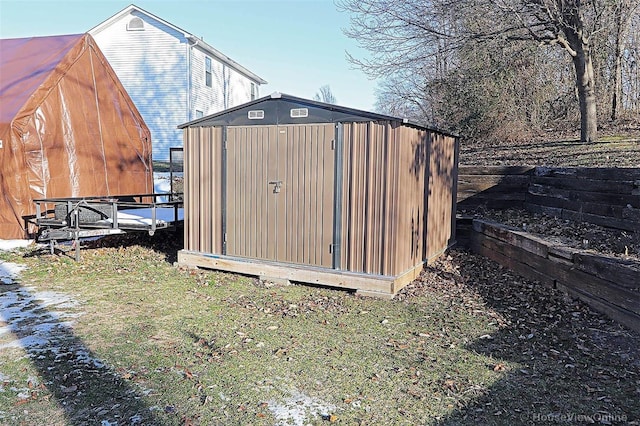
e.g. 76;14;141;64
457;166;640;232
526;167;640;232
464;218;640;333
457;166;534;210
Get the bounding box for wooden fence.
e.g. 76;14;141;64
458;166;640;232
462;218;640;333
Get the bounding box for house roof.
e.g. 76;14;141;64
0;34;85;126
89;4;267;84
179;92;456;137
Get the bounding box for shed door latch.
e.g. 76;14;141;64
268;180;283;193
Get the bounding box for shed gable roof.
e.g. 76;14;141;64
89;4;267;84
179;92;451;134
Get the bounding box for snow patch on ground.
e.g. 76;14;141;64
153;172;180;203
0;286;82;352
0;240;32;285
0;239;32;251
0;262;26;285
153;172;172;195
268;389;336;426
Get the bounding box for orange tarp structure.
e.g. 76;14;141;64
0;34;153;239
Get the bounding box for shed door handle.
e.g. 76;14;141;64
268;180;283;193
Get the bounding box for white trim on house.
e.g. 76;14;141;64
89;4;267;85
89;3;267;160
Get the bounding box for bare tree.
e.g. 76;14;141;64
493;0;603;142
610;0;640;120
314;85;337;104
624;14;640;113
338;0;634;142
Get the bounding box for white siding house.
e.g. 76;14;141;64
89;4;266;160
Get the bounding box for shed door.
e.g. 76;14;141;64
225;124;335;267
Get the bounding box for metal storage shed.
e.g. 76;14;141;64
0;34;153;239
177;93;458;297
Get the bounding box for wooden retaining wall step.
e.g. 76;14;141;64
457;165;640;233
526;184;640;210
530;175;637;193
554;283;640;335
457;166;534;210
534;166;640;181
463;218;640;333
573;253;640;291
472;219;553;257
469;233;556;287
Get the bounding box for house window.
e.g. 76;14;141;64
250;83;257;100
205;57;212;88
127;17;144;31
195;110;204;118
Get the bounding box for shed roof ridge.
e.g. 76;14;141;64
178;92;458;137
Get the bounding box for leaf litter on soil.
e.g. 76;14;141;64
0;232;638;425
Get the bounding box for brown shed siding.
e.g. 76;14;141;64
178;94;458;297
183;127;223;253
339;122;437;277
425;133;458;260
340;122;395;275
182;121;457;291
395;124;428;274
225;126;275;260
225;124;334;267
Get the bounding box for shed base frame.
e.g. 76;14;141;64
177;250;431;298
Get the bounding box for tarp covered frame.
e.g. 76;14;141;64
0;33;153;239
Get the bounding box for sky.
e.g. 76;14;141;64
0;0;379;111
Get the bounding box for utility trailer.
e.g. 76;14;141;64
33;194;183;260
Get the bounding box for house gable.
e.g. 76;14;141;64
90;5;189;160
90;4;267;161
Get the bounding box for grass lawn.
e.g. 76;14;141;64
1;233;638;425
460;138;640;167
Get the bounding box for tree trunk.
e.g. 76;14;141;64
611;7;625;121
611;43;623;121
572;46;598;142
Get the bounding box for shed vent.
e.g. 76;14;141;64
290;108;309;118
248;110;265;120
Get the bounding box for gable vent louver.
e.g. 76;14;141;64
248;110;265;119
290;108;309;118
127;17;145;31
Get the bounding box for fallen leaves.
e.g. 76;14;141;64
321;413;338;422
474;208;640;261
442;379;458;391
493;363;507;372
4;228;640;425
60;384;77;393
385;339;410;350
